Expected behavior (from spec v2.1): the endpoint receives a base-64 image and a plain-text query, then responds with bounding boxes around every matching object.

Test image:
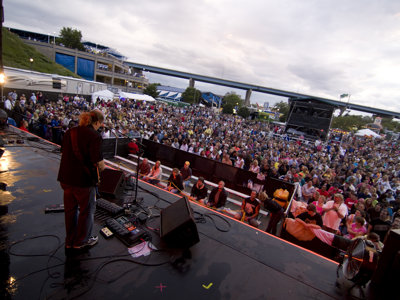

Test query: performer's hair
[79,110,104,127]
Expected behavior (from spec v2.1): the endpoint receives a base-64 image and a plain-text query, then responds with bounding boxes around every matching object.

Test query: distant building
[6,27,149,93]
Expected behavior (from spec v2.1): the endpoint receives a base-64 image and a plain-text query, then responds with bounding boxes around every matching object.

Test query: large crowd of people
[2,89,400,249]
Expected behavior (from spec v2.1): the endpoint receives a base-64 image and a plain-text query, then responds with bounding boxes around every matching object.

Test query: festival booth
[355,128,381,138]
[92,89,114,103]
[119,92,155,102]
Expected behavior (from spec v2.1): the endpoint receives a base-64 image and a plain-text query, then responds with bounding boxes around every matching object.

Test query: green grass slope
[2,28,80,78]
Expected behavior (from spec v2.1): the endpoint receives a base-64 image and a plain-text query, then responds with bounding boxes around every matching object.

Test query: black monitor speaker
[160,197,199,248]
[98,168,124,198]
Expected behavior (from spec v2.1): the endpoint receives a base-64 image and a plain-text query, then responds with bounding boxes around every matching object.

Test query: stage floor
[0,127,374,300]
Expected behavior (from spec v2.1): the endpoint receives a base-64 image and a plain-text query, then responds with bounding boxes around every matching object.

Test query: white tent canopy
[92,89,114,102]
[119,92,155,102]
[355,128,381,138]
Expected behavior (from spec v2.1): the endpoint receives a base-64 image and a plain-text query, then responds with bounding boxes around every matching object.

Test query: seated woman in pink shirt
[345,216,367,239]
[312,195,326,215]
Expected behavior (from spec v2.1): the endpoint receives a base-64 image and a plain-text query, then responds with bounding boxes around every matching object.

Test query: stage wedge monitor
[98,169,124,198]
[160,197,199,248]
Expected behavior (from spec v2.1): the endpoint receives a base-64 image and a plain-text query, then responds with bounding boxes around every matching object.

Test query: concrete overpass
[125,61,400,119]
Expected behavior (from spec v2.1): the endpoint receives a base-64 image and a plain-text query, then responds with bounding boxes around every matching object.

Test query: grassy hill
[2,28,80,78]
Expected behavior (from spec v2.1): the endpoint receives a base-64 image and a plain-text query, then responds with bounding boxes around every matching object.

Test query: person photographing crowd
[57,109,105,252]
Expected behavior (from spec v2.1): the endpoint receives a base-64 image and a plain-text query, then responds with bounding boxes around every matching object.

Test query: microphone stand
[133,145,144,204]
[111,130,118,157]
[105,127,145,206]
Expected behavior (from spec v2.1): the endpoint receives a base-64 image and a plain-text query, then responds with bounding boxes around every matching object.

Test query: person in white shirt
[322,193,348,233]
[234,154,244,169]
[293,175,303,200]
[30,93,37,104]
[4,97,12,111]
[180,141,188,152]
[102,128,111,139]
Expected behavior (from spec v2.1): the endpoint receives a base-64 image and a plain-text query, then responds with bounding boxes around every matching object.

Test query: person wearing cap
[180,161,192,189]
[128,138,139,154]
[189,177,208,203]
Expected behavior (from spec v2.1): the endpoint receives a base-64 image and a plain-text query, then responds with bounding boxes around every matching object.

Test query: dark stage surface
[0,127,373,300]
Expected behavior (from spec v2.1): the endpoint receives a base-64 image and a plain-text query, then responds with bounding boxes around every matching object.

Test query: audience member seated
[234,190,260,227]
[312,195,326,215]
[203,181,227,208]
[137,158,151,178]
[189,177,208,203]
[296,203,323,227]
[165,168,184,194]
[345,208,366,234]
[345,216,367,239]
[180,161,192,189]
[143,160,163,185]
[368,208,392,242]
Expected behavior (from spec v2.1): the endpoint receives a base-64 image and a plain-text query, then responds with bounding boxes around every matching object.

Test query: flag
[340,94,349,98]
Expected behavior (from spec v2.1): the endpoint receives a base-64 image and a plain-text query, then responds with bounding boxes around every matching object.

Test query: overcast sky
[4,0,400,111]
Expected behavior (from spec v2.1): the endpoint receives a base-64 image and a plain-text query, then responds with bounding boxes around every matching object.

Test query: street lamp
[29,58,34,70]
